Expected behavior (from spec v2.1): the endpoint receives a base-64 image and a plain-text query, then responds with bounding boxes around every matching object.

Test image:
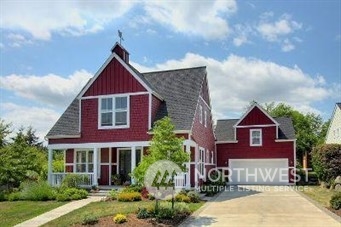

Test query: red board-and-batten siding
[83,58,147,97]
[216,106,295,183]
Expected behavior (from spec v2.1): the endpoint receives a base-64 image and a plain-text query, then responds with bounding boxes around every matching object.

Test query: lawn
[0,201,67,227]
[43,200,205,226]
[301,185,335,207]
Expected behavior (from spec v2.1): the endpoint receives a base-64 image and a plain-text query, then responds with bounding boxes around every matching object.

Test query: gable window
[204,110,207,127]
[199,105,203,124]
[99,96,129,128]
[250,129,262,146]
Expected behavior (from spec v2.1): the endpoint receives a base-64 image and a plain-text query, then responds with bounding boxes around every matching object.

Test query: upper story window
[199,105,203,124]
[99,96,129,128]
[250,129,262,146]
[204,110,207,127]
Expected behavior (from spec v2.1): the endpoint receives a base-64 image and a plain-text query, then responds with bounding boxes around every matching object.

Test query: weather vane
[118,30,124,44]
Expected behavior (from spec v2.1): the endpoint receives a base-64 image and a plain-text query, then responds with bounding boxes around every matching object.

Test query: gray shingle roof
[337,103,341,109]
[46,99,80,137]
[215,117,295,142]
[46,66,206,137]
[143,67,206,130]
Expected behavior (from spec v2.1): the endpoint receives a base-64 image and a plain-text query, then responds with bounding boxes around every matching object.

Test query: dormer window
[199,105,203,124]
[250,129,262,146]
[99,96,129,128]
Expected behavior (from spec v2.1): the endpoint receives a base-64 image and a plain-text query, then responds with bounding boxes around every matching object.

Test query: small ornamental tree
[311,144,341,183]
[132,117,189,184]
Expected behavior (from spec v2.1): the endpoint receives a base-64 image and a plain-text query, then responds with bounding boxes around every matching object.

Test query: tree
[264,102,324,164]
[0,118,11,148]
[0,124,47,189]
[132,117,189,184]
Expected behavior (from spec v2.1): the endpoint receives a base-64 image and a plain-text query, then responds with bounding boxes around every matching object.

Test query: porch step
[89,189,111,197]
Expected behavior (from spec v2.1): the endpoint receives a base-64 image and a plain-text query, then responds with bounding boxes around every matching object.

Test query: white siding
[326,105,341,144]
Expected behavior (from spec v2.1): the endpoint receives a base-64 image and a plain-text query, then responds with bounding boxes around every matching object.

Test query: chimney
[111,42,129,63]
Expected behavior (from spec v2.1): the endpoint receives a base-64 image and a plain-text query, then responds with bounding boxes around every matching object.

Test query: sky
[0,0,340,141]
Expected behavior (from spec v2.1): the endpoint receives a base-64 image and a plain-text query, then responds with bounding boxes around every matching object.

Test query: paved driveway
[181,186,341,227]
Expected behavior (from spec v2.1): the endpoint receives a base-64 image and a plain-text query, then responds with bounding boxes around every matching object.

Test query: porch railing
[51,173,95,187]
[174,173,187,189]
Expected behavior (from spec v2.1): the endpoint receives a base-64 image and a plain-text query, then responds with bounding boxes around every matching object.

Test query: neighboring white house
[326,103,341,144]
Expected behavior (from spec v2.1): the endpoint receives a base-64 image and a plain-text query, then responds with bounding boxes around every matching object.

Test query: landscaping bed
[301,186,341,217]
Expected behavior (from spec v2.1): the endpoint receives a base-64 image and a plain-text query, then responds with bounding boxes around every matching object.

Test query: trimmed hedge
[330,192,341,210]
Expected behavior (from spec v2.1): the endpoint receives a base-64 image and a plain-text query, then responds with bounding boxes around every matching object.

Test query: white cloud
[132,53,333,119]
[257,13,302,42]
[281,39,295,52]
[1,1,135,40]
[0,70,92,108]
[143,0,237,40]
[233,24,253,46]
[7,33,33,47]
[0,102,60,141]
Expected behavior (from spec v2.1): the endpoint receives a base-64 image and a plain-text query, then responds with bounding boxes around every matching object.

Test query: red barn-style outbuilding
[215,104,296,185]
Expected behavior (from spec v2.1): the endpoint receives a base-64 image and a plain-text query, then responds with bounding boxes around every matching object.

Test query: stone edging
[295,189,341,223]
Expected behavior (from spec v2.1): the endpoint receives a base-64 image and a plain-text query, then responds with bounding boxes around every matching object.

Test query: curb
[295,190,341,223]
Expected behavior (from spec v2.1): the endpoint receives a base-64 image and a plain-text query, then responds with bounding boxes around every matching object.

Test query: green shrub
[148,194,155,200]
[56,193,70,202]
[117,192,141,202]
[174,202,191,215]
[113,213,127,224]
[330,192,341,210]
[81,214,99,225]
[109,189,119,200]
[206,170,226,186]
[187,191,200,203]
[56,188,88,201]
[312,144,341,183]
[122,184,142,193]
[156,204,175,220]
[61,174,88,189]
[7,192,22,201]
[175,194,190,203]
[136,207,150,219]
[0,191,7,201]
[20,181,56,201]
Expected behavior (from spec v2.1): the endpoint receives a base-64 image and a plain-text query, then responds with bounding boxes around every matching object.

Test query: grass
[0,201,67,227]
[43,200,205,226]
[301,185,335,207]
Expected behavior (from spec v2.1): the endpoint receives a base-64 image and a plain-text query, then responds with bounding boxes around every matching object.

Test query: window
[211,151,214,164]
[250,129,262,146]
[199,148,205,178]
[99,96,129,128]
[76,150,93,173]
[204,110,207,127]
[199,105,203,124]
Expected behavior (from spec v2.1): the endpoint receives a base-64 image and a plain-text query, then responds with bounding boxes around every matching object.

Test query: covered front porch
[47,141,194,189]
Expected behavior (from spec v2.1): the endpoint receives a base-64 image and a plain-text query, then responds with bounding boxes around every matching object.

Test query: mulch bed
[326,207,341,217]
[74,213,188,227]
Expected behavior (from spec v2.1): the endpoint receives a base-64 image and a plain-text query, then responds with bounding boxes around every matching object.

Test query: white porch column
[93,148,98,186]
[185,145,191,189]
[47,148,53,185]
[131,146,136,184]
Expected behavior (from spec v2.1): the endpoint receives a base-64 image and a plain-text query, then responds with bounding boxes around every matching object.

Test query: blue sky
[0,0,340,140]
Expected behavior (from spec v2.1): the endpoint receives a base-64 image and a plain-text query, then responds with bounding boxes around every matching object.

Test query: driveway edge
[295,190,341,223]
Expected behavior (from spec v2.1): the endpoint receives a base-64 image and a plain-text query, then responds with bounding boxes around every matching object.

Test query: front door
[119,149,131,183]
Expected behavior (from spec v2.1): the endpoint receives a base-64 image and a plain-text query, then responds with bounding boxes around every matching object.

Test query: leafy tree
[317,119,330,145]
[311,144,341,183]
[0,118,11,148]
[264,102,324,163]
[132,117,189,184]
[12,126,43,148]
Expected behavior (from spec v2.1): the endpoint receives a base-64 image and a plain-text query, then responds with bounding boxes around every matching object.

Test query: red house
[215,104,296,185]
[46,43,215,188]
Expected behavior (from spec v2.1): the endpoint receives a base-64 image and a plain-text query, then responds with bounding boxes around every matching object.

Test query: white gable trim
[77,53,153,99]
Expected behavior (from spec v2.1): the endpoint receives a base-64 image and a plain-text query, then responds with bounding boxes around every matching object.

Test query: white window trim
[199,147,205,178]
[75,149,94,173]
[250,129,262,146]
[199,105,203,124]
[98,95,130,129]
[211,151,214,164]
[204,110,207,127]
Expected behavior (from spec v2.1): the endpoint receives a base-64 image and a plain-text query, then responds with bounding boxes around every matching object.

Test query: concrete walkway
[180,186,341,227]
[15,196,103,227]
